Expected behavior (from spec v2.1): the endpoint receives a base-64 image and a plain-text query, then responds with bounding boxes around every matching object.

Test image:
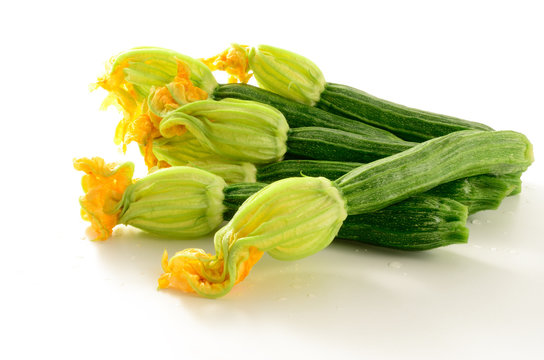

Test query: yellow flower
[201,43,253,84]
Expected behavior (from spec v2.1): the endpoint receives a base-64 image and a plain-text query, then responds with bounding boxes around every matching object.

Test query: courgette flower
[248,45,326,106]
[203,44,325,106]
[74,157,227,240]
[93,47,217,149]
[159,98,289,164]
[158,176,347,298]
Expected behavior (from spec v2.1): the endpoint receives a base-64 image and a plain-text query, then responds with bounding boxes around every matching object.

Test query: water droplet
[354,248,360,253]
[471,219,482,225]
[388,261,402,269]
[490,247,497,252]
[472,244,482,249]
[277,297,287,302]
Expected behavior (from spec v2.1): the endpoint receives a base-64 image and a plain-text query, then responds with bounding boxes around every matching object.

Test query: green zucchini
[426,172,522,214]
[213,83,403,141]
[222,156,524,250]
[255,159,522,214]
[286,127,417,163]
[317,83,494,142]
[222,182,468,250]
[256,160,363,183]
[336,130,533,215]
[242,45,494,142]
[337,195,469,251]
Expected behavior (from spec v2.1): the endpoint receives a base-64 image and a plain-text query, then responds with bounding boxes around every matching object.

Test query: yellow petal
[201,44,253,84]
[73,157,134,240]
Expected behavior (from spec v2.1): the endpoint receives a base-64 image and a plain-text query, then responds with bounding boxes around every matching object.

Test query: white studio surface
[1,1,543,359]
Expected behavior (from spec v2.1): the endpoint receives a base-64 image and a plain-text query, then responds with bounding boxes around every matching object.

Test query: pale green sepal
[219,176,348,261]
[159,99,288,164]
[248,44,326,106]
[117,166,226,238]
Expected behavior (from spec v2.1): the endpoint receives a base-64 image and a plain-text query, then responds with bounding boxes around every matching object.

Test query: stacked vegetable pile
[76,45,533,298]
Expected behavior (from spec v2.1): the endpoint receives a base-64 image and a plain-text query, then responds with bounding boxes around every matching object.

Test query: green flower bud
[152,132,257,183]
[117,166,227,238]
[159,98,288,164]
[248,44,326,106]
[158,176,348,298]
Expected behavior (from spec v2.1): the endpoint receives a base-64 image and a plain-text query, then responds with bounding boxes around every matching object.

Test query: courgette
[336,130,533,215]
[256,160,363,183]
[255,159,522,214]
[242,44,494,142]
[223,182,468,251]
[286,127,416,163]
[159,100,418,165]
[317,83,494,142]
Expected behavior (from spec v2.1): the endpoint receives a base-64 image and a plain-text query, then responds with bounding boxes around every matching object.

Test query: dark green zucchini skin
[212,83,402,141]
[256,160,362,183]
[286,127,416,163]
[337,195,469,251]
[222,182,268,220]
[426,173,522,214]
[223,183,468,250]
[220,162,525,251]
[317,83,494,142]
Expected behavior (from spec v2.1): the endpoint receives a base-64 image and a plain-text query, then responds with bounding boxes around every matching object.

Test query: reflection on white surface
[6,183,539,359]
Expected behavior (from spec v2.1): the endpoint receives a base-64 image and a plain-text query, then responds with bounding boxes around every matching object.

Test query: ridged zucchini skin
[426,173,522,214]
[222,182,267,219]
[286,127,417,163]
[222,183,468,250]
[317,83,494,142]
[337,195,469,250]
[255,160,522,214]
[212,83,402,140]
[256,160,362,183]
[336,130,533,215]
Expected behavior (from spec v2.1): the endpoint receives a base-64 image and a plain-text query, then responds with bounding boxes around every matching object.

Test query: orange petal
[73,157,134,240]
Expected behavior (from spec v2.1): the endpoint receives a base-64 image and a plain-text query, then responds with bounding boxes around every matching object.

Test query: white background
[1,1,543,359]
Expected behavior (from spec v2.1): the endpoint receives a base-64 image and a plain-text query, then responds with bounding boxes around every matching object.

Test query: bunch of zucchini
[77,45,533,298]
